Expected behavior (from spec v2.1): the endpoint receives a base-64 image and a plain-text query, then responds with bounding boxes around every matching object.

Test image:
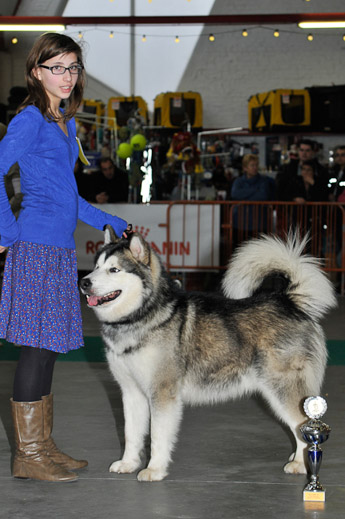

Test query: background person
[0,122,23,218]
[276,139,328,201]
[89,157,129,203]
[291,160,329,204]
[74,157,93,201]
[231,154,274,202]
[231,154,274,243]
[0,33,132,483]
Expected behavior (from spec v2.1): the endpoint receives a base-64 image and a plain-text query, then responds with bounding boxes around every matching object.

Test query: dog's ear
[129,233,150,265]
[104,225,120,245]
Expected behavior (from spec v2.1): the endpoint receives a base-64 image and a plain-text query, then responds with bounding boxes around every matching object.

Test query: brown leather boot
[11,399,77,482]
[42,394,88,470]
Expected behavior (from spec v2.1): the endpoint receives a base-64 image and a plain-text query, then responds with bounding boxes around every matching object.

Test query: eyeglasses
[38,64,84,75]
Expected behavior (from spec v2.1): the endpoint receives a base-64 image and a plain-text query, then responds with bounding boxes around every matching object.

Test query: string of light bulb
[67,25,345,44]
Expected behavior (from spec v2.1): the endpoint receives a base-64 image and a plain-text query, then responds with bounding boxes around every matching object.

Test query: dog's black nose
[80,277,92,291]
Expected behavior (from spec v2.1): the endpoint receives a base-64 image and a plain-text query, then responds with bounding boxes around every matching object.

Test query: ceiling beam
[1,13,345,26]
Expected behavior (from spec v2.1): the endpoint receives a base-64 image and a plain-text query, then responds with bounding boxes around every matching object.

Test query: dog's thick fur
[80,229,336,482]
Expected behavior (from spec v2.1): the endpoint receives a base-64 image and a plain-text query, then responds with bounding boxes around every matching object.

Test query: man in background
[275,139,328,201]
[89,157,129,204]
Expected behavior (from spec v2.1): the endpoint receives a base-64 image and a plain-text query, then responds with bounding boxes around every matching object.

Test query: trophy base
[303,489,326,502]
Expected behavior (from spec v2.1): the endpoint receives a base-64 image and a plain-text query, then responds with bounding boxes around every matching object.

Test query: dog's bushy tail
[222,233,337,321]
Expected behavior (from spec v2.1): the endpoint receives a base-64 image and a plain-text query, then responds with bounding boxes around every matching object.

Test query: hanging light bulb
[142,35,147,42]
[273,29,280,38]
[242,29,248,37]
[12,37,18,44]
[208,34,215,42]
[109,31,114,39]
[307,33,314,41]
[175,35,180,43]
[78,31,83,39]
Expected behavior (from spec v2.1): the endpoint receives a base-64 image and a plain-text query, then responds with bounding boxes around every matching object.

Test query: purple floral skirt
[0,241,84,353]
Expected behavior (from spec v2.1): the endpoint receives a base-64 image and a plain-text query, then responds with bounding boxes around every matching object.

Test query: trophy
[300,396,331,502]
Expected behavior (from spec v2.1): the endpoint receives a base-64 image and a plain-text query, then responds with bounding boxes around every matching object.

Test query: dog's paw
[137,467,167,482]
[284,460,307,475]
[109,459,140,474]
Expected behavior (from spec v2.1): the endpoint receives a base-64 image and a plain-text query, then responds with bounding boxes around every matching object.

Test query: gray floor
[1,297,345,519]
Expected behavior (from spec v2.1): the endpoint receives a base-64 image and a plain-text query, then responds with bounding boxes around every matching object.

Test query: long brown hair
[19,32,85,122]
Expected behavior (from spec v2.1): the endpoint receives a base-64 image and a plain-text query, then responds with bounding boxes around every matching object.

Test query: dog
[80,227,336,482]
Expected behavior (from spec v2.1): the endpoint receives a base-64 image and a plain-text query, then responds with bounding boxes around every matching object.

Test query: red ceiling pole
[0,13,345,26]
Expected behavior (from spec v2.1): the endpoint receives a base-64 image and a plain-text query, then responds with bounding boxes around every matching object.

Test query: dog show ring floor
[0,296,345,519]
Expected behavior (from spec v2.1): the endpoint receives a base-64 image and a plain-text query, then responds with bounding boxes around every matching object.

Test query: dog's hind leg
[258,335,326,475]
[259,384,310,475]
[137,397,183,482]
[109,384,150,475]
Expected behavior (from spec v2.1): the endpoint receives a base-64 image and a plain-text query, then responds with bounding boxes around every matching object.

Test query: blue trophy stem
[308,447,322,479]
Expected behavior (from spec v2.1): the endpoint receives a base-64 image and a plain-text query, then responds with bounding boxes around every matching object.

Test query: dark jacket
[290,176,329,202]
[276,159,329,201]
[89,168,129,203]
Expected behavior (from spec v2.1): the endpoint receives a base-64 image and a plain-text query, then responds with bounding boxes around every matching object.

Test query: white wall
[83,75,122,103]
[179,0,345,128]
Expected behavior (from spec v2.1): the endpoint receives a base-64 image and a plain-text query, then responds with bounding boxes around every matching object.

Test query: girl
[0,33,131,482]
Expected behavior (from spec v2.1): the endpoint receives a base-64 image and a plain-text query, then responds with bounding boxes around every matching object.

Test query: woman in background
[231,154,274,244]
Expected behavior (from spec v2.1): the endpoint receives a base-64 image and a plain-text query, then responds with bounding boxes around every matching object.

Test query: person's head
[100,157,115,179]
[334,145,345,168]
[242,154,259,178]
[298,139,315,163]
[300,160,315,178]
[19,32,85,121]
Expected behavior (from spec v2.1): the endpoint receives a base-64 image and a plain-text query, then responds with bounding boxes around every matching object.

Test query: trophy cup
[300,396,331,503]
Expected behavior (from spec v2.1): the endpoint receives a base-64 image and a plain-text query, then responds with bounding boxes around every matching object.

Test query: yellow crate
[154,91,203,128]
[79,99,105,125]
[248,89,311,132]
[107,96,148,129]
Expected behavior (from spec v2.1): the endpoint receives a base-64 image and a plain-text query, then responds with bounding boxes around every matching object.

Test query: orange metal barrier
[160,201,345,293]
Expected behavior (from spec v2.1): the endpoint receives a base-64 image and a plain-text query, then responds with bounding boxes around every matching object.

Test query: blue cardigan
[0,106,127,248]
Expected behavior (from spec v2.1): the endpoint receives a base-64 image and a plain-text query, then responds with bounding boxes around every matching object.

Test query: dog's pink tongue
[88,295,99,307]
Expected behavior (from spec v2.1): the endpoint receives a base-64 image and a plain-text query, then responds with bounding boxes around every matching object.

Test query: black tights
[13,346,59,402]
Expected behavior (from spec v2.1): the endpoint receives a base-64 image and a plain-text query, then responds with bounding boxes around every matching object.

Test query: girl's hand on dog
[122,224,133,239]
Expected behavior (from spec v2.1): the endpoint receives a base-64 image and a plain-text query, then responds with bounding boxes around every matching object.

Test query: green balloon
[118,126,129,140]
[130,133,147,151]
[116,142,133,159]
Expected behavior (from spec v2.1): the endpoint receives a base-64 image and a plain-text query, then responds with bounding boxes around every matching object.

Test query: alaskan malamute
[80,227,336,482]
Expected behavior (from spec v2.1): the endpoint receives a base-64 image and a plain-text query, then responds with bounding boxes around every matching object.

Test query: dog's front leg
[109,387,149,474]
[137,397,183,482]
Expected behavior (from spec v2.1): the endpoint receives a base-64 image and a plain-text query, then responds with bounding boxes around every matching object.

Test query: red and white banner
[75,203,220,271]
